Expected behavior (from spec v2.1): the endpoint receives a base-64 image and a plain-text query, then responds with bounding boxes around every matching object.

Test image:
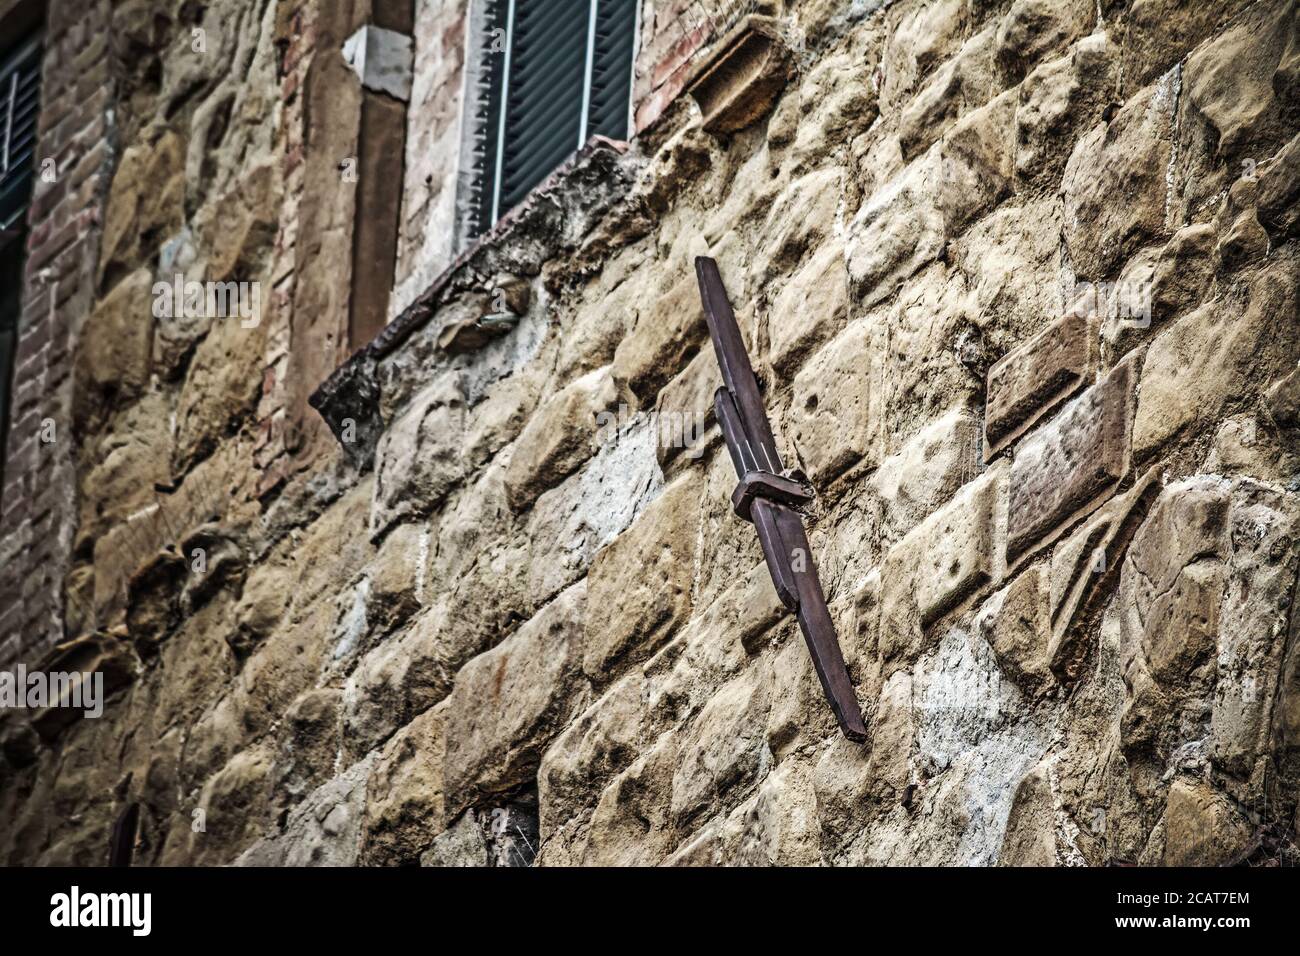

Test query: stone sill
[309,136,636,460]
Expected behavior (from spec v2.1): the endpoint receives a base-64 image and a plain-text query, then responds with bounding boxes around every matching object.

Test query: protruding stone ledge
[366,137,634,364]
[1007,356,1136,560]
[308,352,383,471]
[984,311,1098,460]
[685,15,795,134]
[29,630,138,743]
[309,138,638,456]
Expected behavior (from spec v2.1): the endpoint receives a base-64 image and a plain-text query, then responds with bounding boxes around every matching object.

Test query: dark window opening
[0,26,43,499]
[462,0,638,243]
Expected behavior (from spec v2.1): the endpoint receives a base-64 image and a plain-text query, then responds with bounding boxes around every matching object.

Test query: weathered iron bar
[694,256,868,742]
[108,801,139,867]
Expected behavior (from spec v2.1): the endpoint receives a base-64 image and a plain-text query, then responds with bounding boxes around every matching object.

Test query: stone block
[1160,779,1251,866]
[871,404,979,547]
[444,581,587,811]
[984,311,1097,459]
[523,424,662,608]
[1007,357,1134,559]
[583,477,697,680]
[768,239,849,377]
[278,758,372,867]
[1119,0,1253,89]
[1134,262,1299,459]
[846,155,945,308]
[1148,221,1217,325]
[272,688,341,811]
[29,632,139,742]
[365,521,429,636]
[866,671,917,800]
[1210,484,1299,777]
[190,744,273,864]
[897,23,1000,160]
[1257,132,1300,242]
[372,373,468,534]
[1061,79,1172,278]
[464,370,541,469]
[97,126,185,288]
[936,89,1016,234]
[420,812,490,867]
[581,736,679,865]
[877,0,966,118]
[362,704,446,865]
[670,660,771,827]
[506,365,621,516]
[654,347,719,471]
[1264,364,1300,430]
[73,268,155,429]
[1183,0,1297,163]
[880,462,1003,661]
[785,52,879,174]
[753,166,845,284]
[1015,33,1119,183]
[172,312,269,473]
[790,317,882,485]
[711,758,821,866]
[342,608,451,764]
[612,274,706,407]
[538,669,652,836]
[994,0,1095,80]
[237,604,329,743]
[975,564,1051,693]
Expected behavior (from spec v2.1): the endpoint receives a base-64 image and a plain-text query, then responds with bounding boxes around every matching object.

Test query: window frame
[0,29,43,234]
[0,21,43,502]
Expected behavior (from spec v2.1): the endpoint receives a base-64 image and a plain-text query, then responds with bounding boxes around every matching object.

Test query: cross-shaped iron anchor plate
[695,256,868,742]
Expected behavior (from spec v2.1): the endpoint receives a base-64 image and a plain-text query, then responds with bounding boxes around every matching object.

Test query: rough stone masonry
[1,0,1299,867]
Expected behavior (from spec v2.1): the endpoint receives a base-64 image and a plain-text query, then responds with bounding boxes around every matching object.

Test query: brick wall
[252,0,318,497]
[0,0,116,668]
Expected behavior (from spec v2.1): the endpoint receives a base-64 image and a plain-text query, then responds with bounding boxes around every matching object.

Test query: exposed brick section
[0,0,116,669]
[1007,358,1136,560]
[984,311,1097,460]
[253,0,318,497]
[632,0,720,132]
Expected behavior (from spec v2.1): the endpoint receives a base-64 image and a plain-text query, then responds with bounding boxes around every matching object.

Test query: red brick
[652,23,709,90]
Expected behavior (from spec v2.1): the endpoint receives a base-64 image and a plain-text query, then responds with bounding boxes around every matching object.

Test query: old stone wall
[2,0,1299,867]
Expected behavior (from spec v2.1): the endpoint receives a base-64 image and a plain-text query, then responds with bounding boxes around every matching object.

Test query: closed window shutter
[465,0,637,242]
[585,0,637,142]
[0,33,42,236]
[497,0,590,213]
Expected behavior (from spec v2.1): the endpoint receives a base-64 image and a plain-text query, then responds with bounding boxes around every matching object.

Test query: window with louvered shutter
[462,0,637,243]
[0,28,42,502]
[0,31,42,237]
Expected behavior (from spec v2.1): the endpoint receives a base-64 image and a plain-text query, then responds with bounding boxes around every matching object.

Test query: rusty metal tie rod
[695,256,867,742]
